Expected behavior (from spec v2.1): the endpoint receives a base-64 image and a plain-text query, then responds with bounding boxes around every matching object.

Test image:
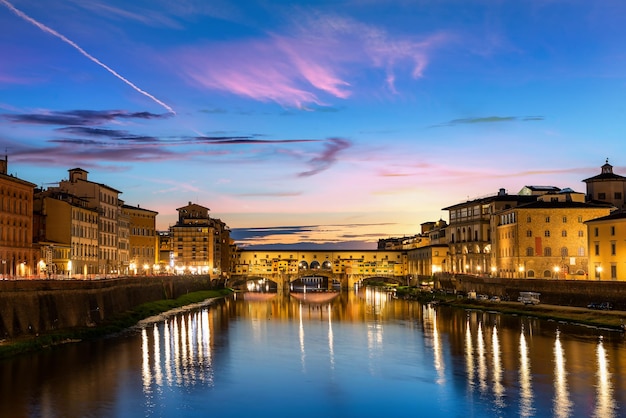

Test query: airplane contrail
[1,0,176,115]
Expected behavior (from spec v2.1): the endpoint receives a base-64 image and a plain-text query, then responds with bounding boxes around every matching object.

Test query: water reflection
[594,338,616,418]
[3,289,626,418]
[140,310,217,397]
[554,330,573,418]
[519,325,535,417]
[492,325,504,409]
[423,304,445,384]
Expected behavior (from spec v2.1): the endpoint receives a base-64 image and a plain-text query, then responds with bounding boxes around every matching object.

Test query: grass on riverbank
[0,288,232,360]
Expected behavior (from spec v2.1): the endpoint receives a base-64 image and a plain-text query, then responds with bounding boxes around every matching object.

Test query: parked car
[489,296,501,303]
[476,294,489,301]
[587,302,613,310]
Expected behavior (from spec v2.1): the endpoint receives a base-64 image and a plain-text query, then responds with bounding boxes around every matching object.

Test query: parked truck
[518,291,540,305]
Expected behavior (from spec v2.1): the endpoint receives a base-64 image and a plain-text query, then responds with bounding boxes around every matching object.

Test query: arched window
[544,247,552,256]
[561,247,568,257]
[527,270,535,278]
[310,260,320,269]
[526,247,534,256]
[543,270,552,278]
[298,260,309,269]
[321,261,332,269]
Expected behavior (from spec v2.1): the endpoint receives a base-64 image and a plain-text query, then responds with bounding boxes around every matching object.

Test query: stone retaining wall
[437,274,626,310]
[0,276,216,339]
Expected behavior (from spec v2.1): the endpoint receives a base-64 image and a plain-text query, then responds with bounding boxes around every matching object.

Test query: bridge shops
[229,249,407,291]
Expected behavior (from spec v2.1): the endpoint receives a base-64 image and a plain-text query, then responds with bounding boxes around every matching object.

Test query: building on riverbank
[493,190,612,279]
[0,155,36,278]
[56,168,122,276]
[33,189,99,278]
[169,202,231,278]
[585,210,626,281]
[122,204,158,275]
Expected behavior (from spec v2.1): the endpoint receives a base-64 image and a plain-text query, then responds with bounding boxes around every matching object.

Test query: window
[578,247,585,256]
[561,247,568,257]
[611,226,615,236]
[562,216,567,223]
[611,265,617,279]
[544,247,552,256]
[526,247,534,256]
[545,230,550,237]
[577,216,583,223]
[611,242,616,256]
[527,216,532,223]
[594,227,599,237]
[562,230,567,237]
[578,230,584,237]
[594,244,599,256]
[615,192,622,200]
[598,192,606,200]
[526,230,532,237]
[545,216,550,223]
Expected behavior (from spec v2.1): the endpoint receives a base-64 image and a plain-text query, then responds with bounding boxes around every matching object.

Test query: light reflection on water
[519,325,535,417]
[1,288,625,417]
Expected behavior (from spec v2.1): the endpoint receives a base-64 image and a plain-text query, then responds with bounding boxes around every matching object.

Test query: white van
[518,292,540,305]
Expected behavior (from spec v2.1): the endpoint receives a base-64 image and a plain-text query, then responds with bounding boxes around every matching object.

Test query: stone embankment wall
[0,276,216,339]
[438,274,626,310]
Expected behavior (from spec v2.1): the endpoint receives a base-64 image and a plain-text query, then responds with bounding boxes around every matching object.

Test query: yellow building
[33,190,99,278]
[583,159,626,210]
[122,204,158,275]
[0,156,36,278]
[57,168,122,275]
[586,211,626,281]
[443,189,536,275]
[494,191,612,279]
[170,202,216,275]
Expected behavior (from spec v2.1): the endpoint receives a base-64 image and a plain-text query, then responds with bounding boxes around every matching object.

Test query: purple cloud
[175,13,450,107]
[4,109,170,126]
[299,137,351,177]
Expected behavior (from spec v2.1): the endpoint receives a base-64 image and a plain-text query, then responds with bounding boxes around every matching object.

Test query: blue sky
[2,0,626,248]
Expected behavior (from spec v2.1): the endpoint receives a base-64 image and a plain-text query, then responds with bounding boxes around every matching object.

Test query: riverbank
[0,288,232,360]
[399,288,626,331]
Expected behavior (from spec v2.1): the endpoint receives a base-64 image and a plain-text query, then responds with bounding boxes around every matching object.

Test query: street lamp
[595,266,603,280]
[518,265,524,278]
[553,266,560,279]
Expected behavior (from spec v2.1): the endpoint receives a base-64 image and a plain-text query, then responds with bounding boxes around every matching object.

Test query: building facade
[57,168,122,276]
[583,159,626,210]
[169,202,216,275]
[494,191,612,279]
[586,211,626,281]
[0,156,36,278]
[443,189,537,275]
[122,204,158,275]
[33,190,99,278]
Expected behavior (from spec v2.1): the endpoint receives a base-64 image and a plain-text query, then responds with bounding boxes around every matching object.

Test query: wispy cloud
[431,115,545,127]
[299,137,351,177]
[4,109,169,126]
[176,12,450,107]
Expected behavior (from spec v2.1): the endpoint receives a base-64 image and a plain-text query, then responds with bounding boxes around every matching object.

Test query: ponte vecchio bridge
[228,249,408,292]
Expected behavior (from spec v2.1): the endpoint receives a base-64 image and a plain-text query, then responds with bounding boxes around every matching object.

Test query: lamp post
[595,266,602,281]
[553,266,560,279]
[518,266,525,278]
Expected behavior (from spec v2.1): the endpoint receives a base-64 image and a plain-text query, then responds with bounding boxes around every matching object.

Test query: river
[1,288,625,417]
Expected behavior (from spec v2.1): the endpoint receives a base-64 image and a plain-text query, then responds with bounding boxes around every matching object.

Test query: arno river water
[2,288,626,418]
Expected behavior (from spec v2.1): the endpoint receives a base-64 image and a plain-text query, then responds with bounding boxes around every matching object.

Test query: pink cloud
[175,13,451,107]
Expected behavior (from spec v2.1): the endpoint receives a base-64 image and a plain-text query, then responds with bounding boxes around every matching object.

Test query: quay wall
[438,274,626,310]
[0,276,216,339]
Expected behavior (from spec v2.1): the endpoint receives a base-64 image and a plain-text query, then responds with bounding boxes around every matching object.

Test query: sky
[2,0,626,249]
